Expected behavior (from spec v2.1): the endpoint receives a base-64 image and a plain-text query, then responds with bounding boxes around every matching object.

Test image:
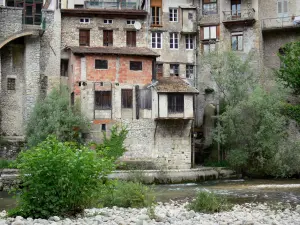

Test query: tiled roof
[68,46,160,57]
[154,77,199,94]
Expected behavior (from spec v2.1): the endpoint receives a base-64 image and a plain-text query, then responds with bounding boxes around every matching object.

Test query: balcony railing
[85,0,137,9]
[262,16,300,30]
[223,8,255,22]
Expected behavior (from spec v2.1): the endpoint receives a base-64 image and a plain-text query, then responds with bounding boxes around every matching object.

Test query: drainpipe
[152,58,156,82]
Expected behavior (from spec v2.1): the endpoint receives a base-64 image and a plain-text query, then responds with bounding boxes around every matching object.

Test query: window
[103,30,113,46]
[186,65,194,78]
[169,8,178,22]
[95,91,112,110]
[126,31,136,47]
[278,0,288,17]
[79,29,90,46]
[170,64,179,76]
[203,0,217,15]
[188,12,193,20]
[121,89,133,108]
[130,61,142,71]
[152,32,162,49]
[95,60,108,69]
[203,43,216,54]
[80,18,90,24]
[151,7,161,25]
[185,34,194,50]
[168,94,184,113]
[127,20,135,25]
[74,4,83,8]
[156,63,163,77]
[139,89,152,109]
[61,59,68,77]
[231,32,243,51]
[104,19,113,24]
[231,0,241,18]
[101,124,106,131]
[71,92,74,106]
[170,33,179,49]
[7,78,16,90]
[202,26,217,40]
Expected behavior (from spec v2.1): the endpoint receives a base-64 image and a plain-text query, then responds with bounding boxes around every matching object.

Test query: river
[2,179,300,211]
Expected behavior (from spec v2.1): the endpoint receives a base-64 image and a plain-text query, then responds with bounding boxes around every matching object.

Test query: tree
[207,51,300,177]
[26,86,88,147]
[276,41,300,94]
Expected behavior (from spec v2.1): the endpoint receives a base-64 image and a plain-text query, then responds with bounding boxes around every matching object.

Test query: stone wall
[0,7,23,39]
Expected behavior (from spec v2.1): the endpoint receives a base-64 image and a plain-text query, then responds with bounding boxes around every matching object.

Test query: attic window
[168,94,184,113]
[104,19,113,24]
[80,18,90,24]
[127,20,136,25]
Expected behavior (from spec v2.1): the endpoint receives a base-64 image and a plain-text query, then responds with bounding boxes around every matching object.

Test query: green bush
[187,191,232,213]
[203,160,229,167]
[0,159,15,169]
[99,181,156,209]
[9,136,116,219]
[26,86,88,147]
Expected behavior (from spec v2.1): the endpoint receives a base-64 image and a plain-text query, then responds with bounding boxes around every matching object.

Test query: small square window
[127,20,135,25]
[186,65,194,78]
[104,19,113,24]
[169,8,178,22]
[80,18,90,24]
[170,64,179,76]
[130,61,142,71]
[7,78,16,90]
[102,124,106,131]
[95,60,108,69]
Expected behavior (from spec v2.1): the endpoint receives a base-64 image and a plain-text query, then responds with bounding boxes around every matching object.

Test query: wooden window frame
[151,6,162,26]
[185,34,194,50]
[231,0,241,18]
[80,18,90,24]
[104,19,113,24]
[168,94,184,114]
[103,30,113,46]
[126,30,137,47]
[79,29,90,46]
[139,89,152,110]
[121,89,133,109]
[169,8,178,22]
[170,64,179,76]
[95,59,108,70]
[231,32,243,51]
[130,61,143,71]
[156,63,163,77]
[152,32,162,49]
[170,33,179,49]
[95,91,112,110]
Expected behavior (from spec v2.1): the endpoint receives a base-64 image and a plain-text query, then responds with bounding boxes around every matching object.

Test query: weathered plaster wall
[61,16,148,48]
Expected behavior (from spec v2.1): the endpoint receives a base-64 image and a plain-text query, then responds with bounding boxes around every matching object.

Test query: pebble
[1,202,300,225]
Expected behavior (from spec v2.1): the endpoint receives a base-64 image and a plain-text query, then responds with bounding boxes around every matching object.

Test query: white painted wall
[158,94,168,117]
[184,94,193,118]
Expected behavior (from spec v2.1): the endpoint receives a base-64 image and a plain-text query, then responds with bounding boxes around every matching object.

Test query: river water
[2,179,300,211]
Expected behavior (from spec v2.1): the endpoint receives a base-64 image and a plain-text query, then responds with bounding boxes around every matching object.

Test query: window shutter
[109,31,113,46]
[216,25,220,39]
[278,1,282,14]
[200,27,204,40]
[126,31,132,46]
[283,0,288,13]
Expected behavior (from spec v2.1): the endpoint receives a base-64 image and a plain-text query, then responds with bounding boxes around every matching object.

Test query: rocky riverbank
[1,202,300,225]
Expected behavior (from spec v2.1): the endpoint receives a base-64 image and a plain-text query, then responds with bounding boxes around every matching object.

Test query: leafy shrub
[9,136,116,219]
[93,125,128,159]
[203,160,229,167]
[99,181,156,209]
[282,103,300,124]
[187,191,232,213]
[26,86,88,147]
[0,159,15,169]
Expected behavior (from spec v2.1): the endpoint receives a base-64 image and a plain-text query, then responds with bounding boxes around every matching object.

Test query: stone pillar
[24,36,40,121]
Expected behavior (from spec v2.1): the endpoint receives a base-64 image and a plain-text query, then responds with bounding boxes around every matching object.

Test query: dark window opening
[126,31,136,47]
[79,29,90,46]
[61,59,68,77]
[186,65,194,78]
[101,124,106,131]
[74,4,84,8]
[130,61,142,71]
[139,89,152,109]
[231,0,241,18]
[103,30,113,46]
[95,60,108,69]
[71,92,75,106]
[168,94,184,113]
[7,78,16,91]
[95,91,112,110]
[231,33,243,51]
[151,6,161,25]
[122,89,133,108]
[170,64,179,76]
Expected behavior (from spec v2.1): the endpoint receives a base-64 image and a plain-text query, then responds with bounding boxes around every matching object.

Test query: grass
[187,191,232,213]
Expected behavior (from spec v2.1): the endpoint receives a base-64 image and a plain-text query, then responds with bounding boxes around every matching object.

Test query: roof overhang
[61,9,148,18]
